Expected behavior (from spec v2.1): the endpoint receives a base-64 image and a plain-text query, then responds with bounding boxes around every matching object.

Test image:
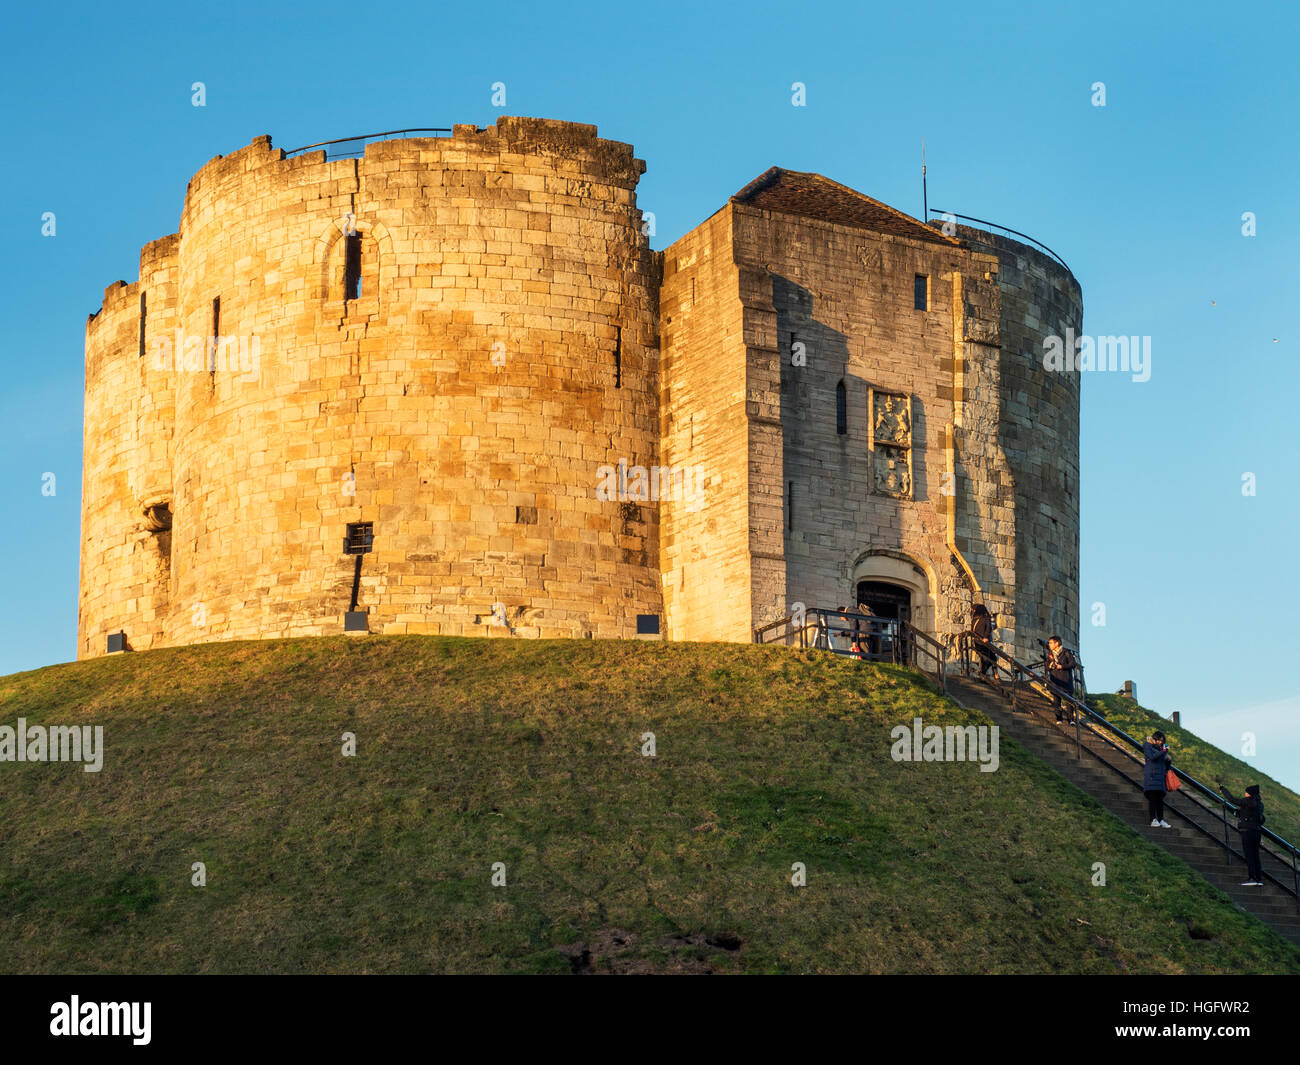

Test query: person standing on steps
[1045,636,1077,723]
[1142,731,1173,829]
[857,601,878,658]
[1218,781,1266,886]
[834,606,850,654]
[971,605,997,681]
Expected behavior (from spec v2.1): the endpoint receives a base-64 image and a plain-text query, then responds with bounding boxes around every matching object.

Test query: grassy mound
[0,635,1296,974]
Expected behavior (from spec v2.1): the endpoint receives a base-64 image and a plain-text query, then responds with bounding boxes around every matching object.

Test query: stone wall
[658,207,755,642]
[656,202,1083,662]
[958,227,1083,657]
[79,117,663,658]
[946,260,1018,645]
[724,202,1002,647]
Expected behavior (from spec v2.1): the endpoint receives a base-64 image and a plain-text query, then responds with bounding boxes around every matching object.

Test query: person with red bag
[1142,731,1173,828]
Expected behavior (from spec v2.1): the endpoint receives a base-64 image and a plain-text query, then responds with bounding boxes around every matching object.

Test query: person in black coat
[1142,731,1173,828]
[1046,636,1077,723]
[970,605,997,679]
[1219,782,1266,886]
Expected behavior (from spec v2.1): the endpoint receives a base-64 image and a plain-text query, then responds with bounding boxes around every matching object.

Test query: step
[1219,895,1296,914]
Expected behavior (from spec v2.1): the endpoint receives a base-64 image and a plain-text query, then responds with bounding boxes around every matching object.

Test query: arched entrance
[849,550,936,638]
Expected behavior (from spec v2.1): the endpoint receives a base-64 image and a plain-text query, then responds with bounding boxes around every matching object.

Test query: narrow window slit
[344,233,362,301]
[209,296,220,383]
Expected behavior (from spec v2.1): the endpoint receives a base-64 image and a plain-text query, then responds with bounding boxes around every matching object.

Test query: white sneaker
[1150,819,1161,827]
[1159,820,1171,828]
[1241,880,1260,887]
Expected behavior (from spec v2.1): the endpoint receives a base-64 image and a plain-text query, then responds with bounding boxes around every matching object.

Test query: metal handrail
[753,613,797,642]
[755,608,897,656]
[900,619,947,690]
[284,128,454,159]
[754,607,946,691]
[927,209,1075,278]
[955,631,1300,904]
[757,612,1300,906]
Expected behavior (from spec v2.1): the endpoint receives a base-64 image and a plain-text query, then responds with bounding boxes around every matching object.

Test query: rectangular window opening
[344,521,374,555]
[914,274,929,311]
[614,326,622,389]
[138,291,147,358]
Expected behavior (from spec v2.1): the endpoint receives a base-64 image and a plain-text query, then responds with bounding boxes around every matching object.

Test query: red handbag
[1166,768,1181,792]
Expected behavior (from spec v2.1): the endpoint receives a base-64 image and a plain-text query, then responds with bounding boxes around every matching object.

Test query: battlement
[88,279,133,317]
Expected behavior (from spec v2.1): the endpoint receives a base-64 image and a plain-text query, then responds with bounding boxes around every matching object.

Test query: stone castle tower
[79,116,1081,663]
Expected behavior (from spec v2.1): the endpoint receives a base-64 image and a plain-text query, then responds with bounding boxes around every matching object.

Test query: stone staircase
[947,673,1300,948]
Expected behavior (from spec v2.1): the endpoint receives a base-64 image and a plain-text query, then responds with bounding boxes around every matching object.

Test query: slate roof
[731,167,960,246]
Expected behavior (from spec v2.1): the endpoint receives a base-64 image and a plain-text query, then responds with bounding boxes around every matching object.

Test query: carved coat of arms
[871,389,912,498]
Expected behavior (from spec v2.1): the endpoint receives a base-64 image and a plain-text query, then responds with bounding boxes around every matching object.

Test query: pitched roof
[730,167,959,246]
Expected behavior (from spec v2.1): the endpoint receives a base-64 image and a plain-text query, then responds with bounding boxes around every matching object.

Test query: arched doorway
[855,580,911,625]
[849,550,937,647]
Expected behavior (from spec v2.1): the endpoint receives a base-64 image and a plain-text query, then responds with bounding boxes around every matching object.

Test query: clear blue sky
[3,1,1296,787]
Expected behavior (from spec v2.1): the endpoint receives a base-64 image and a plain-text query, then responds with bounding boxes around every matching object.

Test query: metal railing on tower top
[927,209,1074,278]
[284,128,453,161]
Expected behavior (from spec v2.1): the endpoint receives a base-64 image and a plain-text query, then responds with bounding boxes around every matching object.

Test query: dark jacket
[1220,786,1265,831]
[1047,647,1076,688]
[972,614,993,642]
[1142,742,1172,791]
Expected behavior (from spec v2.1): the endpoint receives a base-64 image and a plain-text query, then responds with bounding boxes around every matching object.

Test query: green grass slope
[1089,693,1300,845]
[0,636,1296,975]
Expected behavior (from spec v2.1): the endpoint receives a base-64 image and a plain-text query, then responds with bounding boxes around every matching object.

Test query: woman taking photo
[1142,731,1173,828]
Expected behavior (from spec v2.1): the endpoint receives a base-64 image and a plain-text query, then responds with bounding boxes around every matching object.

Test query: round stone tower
[958,225,1083,659]
[79,118,661,657]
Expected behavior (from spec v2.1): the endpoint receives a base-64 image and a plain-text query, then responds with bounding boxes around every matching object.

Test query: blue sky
[2,1,1297,787]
